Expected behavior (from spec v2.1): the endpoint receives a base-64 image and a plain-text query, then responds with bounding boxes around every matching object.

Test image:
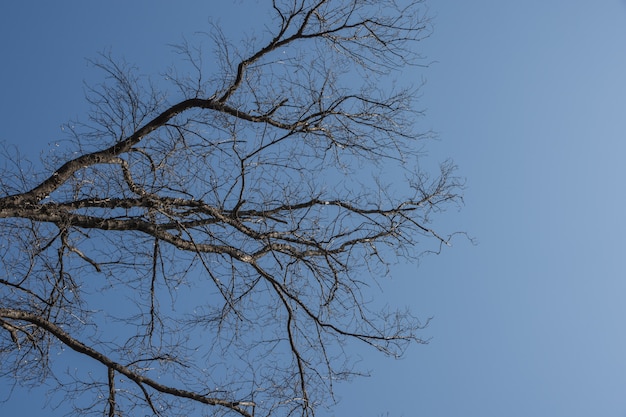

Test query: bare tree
[0,1,462,416]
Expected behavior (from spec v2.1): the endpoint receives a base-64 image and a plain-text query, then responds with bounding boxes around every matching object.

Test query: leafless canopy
[0,1,462,416]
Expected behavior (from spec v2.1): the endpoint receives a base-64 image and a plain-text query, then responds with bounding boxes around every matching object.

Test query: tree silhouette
[0,1,462,416]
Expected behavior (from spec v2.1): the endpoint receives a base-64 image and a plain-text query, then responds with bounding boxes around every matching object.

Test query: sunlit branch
[0,309,255,417]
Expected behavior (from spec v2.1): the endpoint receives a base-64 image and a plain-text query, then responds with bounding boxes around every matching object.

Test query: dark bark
[0,1,462,416]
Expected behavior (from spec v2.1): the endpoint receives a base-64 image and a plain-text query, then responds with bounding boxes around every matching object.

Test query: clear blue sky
[2,1,626,416]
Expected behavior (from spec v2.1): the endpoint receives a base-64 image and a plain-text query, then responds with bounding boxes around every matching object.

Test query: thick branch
[0,309,254,417]
[1,98,302,207]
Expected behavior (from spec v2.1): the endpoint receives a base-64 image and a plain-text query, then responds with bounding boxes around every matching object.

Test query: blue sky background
[2,1,626,416]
